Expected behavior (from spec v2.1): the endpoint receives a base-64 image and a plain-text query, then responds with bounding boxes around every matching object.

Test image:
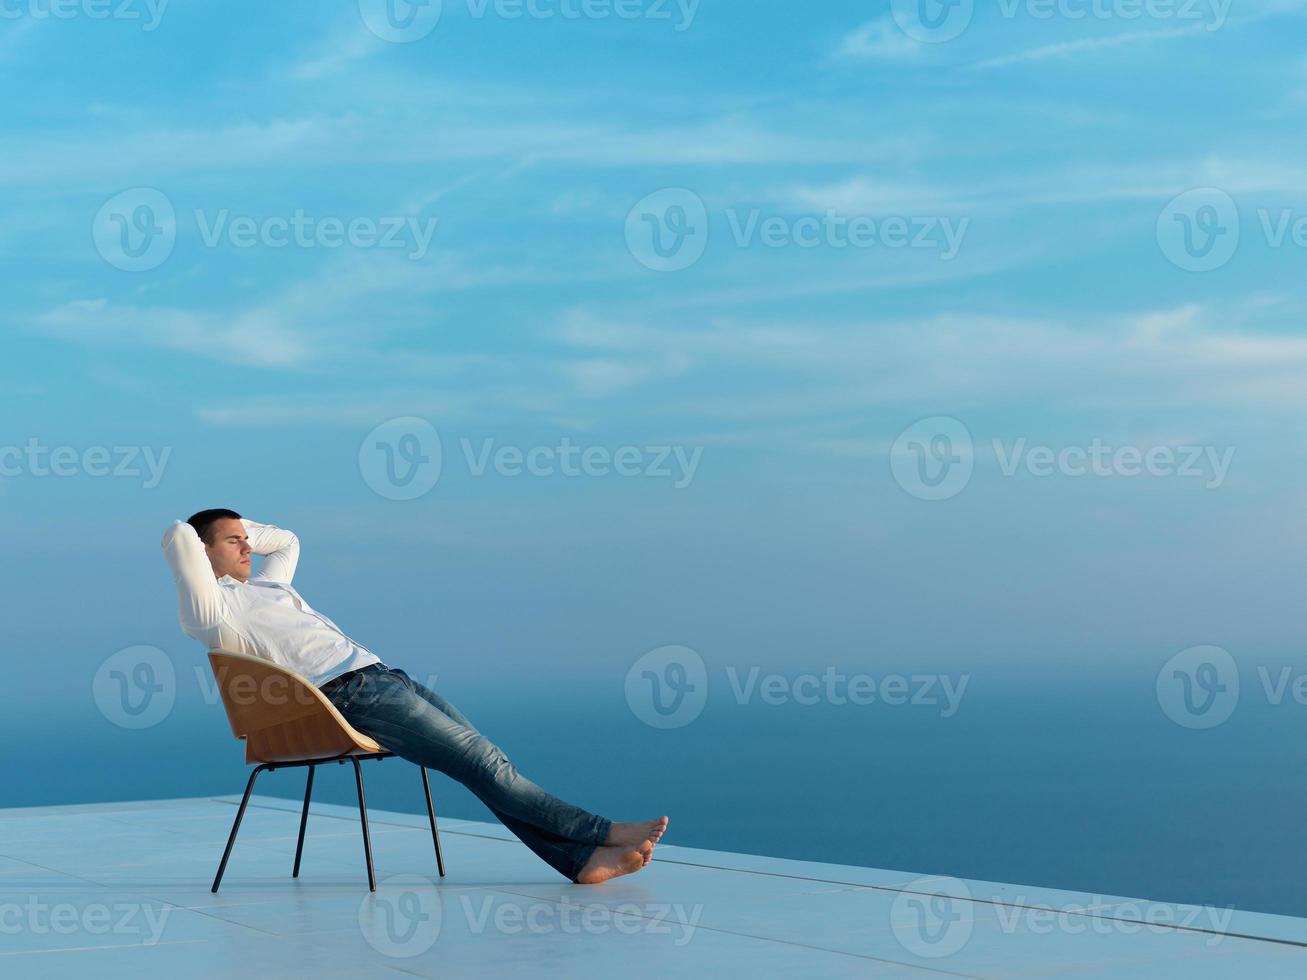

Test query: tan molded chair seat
[208,650,383,764]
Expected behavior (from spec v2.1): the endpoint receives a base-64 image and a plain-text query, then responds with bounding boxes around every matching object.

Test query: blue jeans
[322,665,611,882]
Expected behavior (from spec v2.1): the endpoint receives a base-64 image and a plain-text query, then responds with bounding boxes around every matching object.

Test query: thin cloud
[970,23,1212,70]
[291,24,384,81]
[831,18,921,61]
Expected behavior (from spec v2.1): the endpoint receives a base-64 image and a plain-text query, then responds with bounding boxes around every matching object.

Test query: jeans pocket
[329,674,367,714]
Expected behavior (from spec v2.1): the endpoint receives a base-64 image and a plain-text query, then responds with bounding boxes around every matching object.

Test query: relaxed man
[161,509,666,884]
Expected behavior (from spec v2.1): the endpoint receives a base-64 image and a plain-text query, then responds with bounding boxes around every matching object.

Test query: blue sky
[5,0,1307,712]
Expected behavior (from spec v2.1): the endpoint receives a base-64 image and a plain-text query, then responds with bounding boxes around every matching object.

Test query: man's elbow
[161,520,195,550]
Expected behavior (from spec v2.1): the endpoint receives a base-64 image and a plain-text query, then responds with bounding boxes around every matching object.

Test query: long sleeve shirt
[160,518,382,687]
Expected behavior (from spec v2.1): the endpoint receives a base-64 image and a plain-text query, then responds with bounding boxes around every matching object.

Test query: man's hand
[240,519,300,584]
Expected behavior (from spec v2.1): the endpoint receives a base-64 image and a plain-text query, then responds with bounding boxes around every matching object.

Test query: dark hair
[187,508,242,546]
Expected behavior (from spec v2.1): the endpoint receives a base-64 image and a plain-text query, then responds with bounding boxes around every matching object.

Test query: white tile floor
[1,793,1304,978]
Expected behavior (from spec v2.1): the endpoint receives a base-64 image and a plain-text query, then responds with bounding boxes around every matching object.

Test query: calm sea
[13,664,1307,919]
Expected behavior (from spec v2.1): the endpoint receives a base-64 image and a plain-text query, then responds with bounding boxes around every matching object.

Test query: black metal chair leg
[420,767,446,878]
[292,765,315,878]
[350,757,377,892]
[212,764,269,893]
[214,753,442,893]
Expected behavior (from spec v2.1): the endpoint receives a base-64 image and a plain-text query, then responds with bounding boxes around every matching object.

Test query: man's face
[204,517,252,582]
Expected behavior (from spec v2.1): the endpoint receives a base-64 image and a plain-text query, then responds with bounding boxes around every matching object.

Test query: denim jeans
[322,665,611,882]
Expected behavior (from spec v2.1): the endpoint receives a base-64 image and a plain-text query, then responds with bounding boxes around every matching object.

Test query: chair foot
[212,765,269,893]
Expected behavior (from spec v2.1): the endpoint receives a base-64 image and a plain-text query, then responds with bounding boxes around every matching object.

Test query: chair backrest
[207,650,382,764]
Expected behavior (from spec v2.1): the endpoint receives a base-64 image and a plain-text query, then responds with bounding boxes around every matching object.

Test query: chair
[206,650,446,893]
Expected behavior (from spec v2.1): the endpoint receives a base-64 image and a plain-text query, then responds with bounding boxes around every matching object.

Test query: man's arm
[161,520,225,632]
[244,518,300,584]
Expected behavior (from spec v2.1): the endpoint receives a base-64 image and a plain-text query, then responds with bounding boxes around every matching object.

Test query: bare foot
[605,816,669,847]
[575,843,651,885]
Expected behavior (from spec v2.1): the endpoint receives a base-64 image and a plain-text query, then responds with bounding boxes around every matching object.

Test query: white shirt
[161,518,382,687]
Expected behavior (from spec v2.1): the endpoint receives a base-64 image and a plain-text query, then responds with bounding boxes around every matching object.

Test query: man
[161,508,667,884]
